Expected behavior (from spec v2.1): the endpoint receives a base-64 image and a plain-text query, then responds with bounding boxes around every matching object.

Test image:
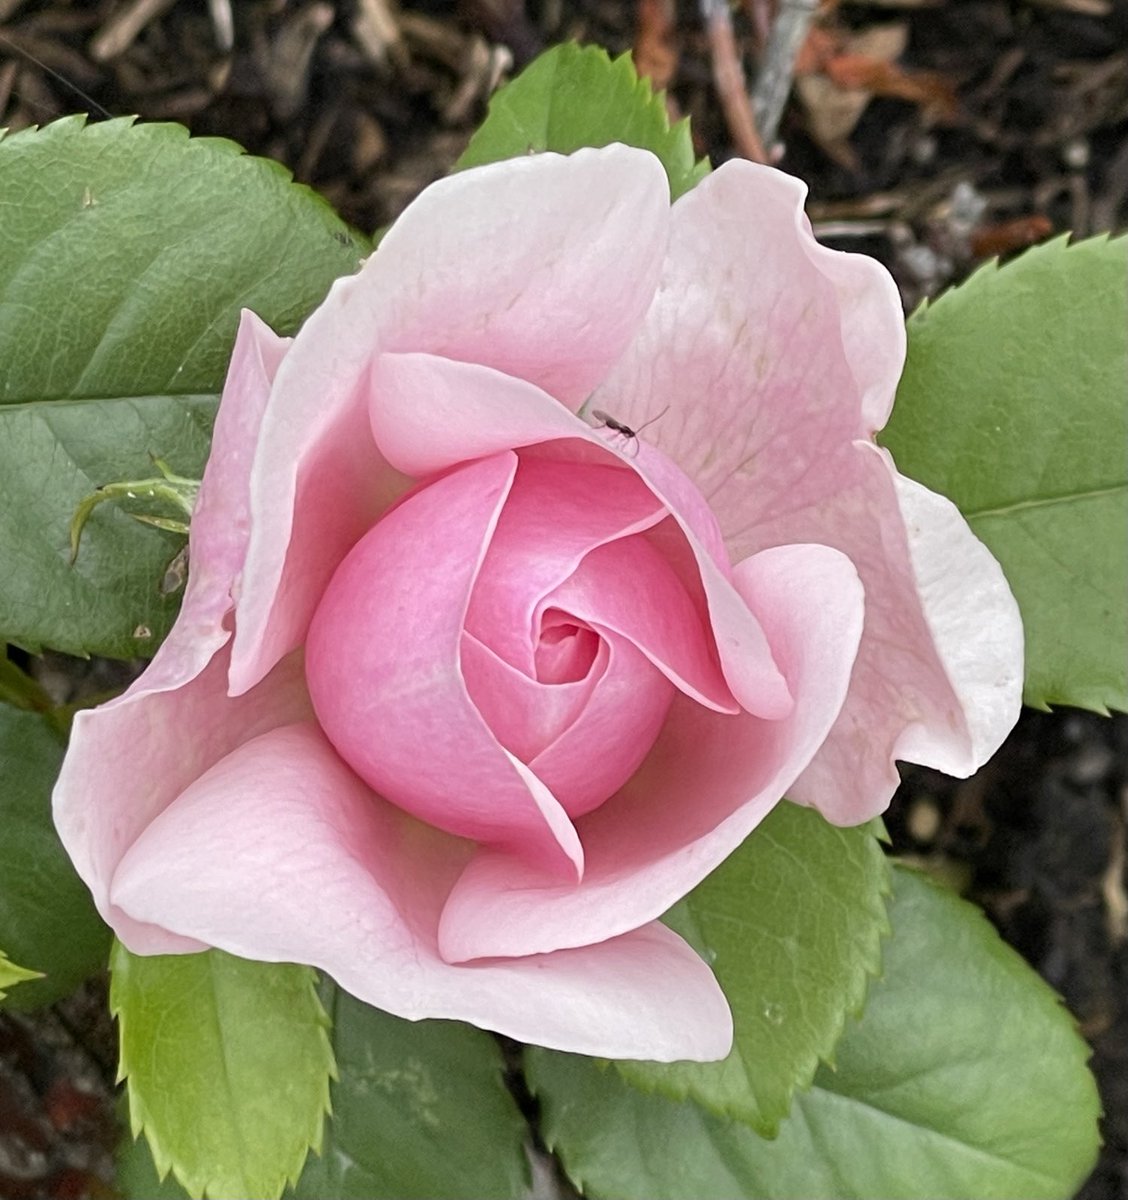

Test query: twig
[208,0,234,53]
[752,0,820,150]
[89,0,176,63]
[700,0,769,164]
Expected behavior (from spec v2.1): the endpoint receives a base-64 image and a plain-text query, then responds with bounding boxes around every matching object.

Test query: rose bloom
[53,147,1022,1061]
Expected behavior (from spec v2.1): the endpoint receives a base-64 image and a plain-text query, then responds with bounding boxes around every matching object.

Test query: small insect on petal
[590,405,669,456]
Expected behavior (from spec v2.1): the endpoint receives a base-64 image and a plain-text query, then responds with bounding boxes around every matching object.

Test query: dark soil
[1,1,1125,1198]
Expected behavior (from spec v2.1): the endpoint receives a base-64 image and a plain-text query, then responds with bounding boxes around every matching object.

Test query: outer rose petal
[110,723,733,1062]
[887,473,1023,772]
[53,313,305,953]
[592,159,1020,822]
[438,543,864,962]
[229,146,671,696]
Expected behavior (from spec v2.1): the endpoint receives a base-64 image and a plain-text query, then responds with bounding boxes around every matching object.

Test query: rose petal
[784,446,1023,823]
[891,473,1023,771]
[547,534,737,713]
[593,159,1019,820]
[110,722,733,1062]
[53,312,303,953]
[527,629,675,819]
[370,353,592,480]
[465,450,666,674]
[366,347,790,719]
[230,146,671,696]
[53,647,312,955]
[791,470,1022,815]
[592,159,905,526]
[305,453,583,878]
[460,631,603,763]
[438,543,864,962]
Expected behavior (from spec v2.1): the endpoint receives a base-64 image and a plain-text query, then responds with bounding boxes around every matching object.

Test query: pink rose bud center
[302,452,735,854]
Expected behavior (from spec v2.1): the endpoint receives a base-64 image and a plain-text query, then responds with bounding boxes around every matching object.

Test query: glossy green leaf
[0,116,368,658]
[0,703,110,1008]
[457,43,708,200]
[0,950,42,1000]
[117,981,530,1200]
[112,943,335,1200]
[882,234,1128,713]
[617,802,889,1135]
[290,983,530,1200]
[531,866,1100,1200]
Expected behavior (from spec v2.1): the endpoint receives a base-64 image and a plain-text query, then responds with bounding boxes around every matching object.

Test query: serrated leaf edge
[111,943,335,1200]
[1,114,370,258]
[612,823,893,1137]
[458,42,709,196]
[0,949,45,1001]
[910,230,1127,322]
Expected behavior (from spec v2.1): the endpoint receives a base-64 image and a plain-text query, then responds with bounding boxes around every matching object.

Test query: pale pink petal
[110,723,732,1062]
[53,648,312,955]
[465,452,665,673]
[782,445,1017,823]
[592,159,906,535]
[438,544,864,962]
[370,353,593,480]
[230,146,670,695]
[884,474,1022,772]
[595,159,1017,821]
[619,444,792,721]
[546,535,736,713]
[305,453,582,878]
[53,312,302,953]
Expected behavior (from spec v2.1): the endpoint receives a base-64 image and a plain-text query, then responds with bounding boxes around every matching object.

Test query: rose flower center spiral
[303,453,730,859]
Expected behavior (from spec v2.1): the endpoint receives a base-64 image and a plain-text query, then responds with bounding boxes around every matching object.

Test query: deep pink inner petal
[534,613,600,684]
[465,455,666,674]
[460,630,604,764]
[305,452,583,879]
[528,629,675,820]
[546,534,737,713]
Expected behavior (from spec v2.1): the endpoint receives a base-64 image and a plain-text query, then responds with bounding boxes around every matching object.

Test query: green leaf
[881,234,1128,713]
[530,865,1100,1200]
[117,981,530,1200]
[616,801,889,1135]
[0,950,43,1001]
[290,983,530,1200]
[456,43,708,200]
[0,116,368,658]
[111,943,335,1200]
[0,703,110,1008]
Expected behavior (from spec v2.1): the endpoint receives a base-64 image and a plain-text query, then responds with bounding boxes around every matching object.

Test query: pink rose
[53,148,1022,1061]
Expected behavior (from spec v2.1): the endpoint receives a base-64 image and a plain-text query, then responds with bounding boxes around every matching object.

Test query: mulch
[0,1,1125,1197]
